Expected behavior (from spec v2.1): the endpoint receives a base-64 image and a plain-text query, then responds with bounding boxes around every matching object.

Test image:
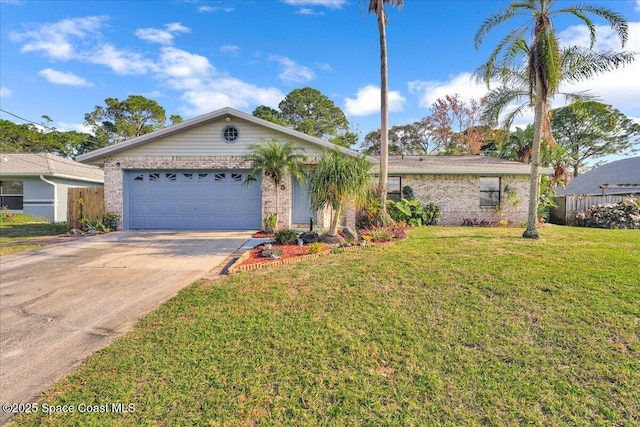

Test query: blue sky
[1,0,639,152]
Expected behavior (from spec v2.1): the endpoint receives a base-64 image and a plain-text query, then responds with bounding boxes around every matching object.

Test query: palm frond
[556,4,629,47]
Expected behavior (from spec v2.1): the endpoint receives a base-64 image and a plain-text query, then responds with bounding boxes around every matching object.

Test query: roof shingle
[0,153,104,182]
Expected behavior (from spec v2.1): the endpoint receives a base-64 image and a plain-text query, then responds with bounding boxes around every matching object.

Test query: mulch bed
[241,243,331,266]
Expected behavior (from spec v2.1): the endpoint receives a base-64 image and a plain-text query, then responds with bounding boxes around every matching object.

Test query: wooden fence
[67,187,104,229]
[550,194,632,225]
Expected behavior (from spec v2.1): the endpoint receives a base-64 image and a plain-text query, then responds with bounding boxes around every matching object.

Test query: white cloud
[220,45,240,56]
[84,44,156,75]
[165,22,190,33]
[0,87,12,98]
[297,8,324,15]
[556,22,640,115]
[315,62,333,72]
[135,22,190,45]
[10,16,106,60]
[197,5,234,13]
[154,47,284,115]
[268,55,315,84]
[636,1,640,12]
[281,0,346,9]
[38,68,93,87]
[344,84,406,116]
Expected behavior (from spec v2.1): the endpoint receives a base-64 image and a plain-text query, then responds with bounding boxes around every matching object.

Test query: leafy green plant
[84,219,108,232]
[369,226,393,242]
[307,242,325,254]
[424,202,442,225]
[103,212,120,230]
[273,228,298,245]
[263,213,278,231]
[402,185,415,200]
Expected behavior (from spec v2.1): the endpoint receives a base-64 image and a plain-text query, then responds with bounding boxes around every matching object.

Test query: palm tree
[475,0,633,239]
[244,139,307,228]
[368,0,403,224]
[308,150,373,242]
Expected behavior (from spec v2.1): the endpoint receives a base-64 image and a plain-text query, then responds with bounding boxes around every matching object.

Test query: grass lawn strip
[0,220,68,256]
[10,226,640,426]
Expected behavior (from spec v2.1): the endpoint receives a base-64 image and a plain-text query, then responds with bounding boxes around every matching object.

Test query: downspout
[39,175,58,222]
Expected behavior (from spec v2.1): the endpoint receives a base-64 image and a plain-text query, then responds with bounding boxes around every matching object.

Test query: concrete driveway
[0,230,254,425]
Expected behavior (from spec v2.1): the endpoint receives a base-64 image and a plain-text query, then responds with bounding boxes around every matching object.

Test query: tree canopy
[551,101,640,177]
[252,87,358,148]
[84,95,183,146]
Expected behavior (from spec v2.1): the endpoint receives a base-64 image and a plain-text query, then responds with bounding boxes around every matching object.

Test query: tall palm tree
[308,150,373,241]
[244,139,307,228]
[369,0,403,224]
[475,0,633,239]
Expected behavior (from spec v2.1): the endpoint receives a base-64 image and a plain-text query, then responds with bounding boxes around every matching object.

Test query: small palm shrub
[274,228,298,245]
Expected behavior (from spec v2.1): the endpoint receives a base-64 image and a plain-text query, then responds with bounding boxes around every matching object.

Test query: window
[0,180,23,210]
[231,173,242,182]
[387,176,401,202]
[165,173,177,181]
[480,177,501,207]
[222,125,239,142]
[214,173,226,181]
[149,173,160,181]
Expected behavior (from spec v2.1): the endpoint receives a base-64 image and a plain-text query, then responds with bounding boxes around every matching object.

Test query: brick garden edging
[227,241,397,274]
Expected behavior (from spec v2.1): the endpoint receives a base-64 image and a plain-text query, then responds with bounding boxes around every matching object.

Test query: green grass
[11,226,640,426]
[0,214,67,255]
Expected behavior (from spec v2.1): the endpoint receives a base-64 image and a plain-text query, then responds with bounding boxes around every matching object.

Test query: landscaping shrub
[424,201,442,225]
[273,228,298,245]
[387,199,441,227]
[574,196,640,229]
[402,185,415,200]
[307,242,325,254]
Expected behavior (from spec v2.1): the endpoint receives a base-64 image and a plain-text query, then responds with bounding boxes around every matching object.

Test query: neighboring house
[77,107,373,231]
[550,157,639,225]
[0,153,104,222]
[557,156,640,196]
[386,155,544,225]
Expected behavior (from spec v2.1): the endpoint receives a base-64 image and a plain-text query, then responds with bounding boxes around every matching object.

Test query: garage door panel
[126,170,261,230]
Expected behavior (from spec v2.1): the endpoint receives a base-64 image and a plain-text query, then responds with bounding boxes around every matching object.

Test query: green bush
[387,199,441,226]
[274,228,298,245]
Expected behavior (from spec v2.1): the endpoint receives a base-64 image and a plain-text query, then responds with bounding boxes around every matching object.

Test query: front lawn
[0,214,67,256]
[11,226,640,426]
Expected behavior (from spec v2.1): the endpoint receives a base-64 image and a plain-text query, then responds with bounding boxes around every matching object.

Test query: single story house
[0,153,104,222]
[550,156,639,225]
[386,155,542,225]
[77,107,374,231]
[557,156,640,197]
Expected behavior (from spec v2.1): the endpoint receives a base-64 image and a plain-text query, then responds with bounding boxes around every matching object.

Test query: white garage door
[126,170,261,230]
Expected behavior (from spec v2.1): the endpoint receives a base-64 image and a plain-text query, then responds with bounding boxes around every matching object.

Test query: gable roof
[0,153,104,183]
[386,155,547,175]
[76,107,376,164]
[557,156,640,196]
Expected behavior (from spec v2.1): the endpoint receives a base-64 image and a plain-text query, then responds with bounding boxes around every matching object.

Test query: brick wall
[401,174,530,225]
[104,155,357,230]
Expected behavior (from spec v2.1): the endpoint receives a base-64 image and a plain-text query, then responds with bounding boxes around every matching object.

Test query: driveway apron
[0,230,253,425]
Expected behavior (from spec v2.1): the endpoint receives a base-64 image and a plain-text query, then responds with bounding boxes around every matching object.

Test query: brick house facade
[78,108,369,231]
[386,156,539,226]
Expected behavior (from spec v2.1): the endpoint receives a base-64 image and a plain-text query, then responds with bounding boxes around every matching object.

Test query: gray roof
[77,107,377,164]
[386,155,548,175]
[557,156,640,196]
[0,153,104,183]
